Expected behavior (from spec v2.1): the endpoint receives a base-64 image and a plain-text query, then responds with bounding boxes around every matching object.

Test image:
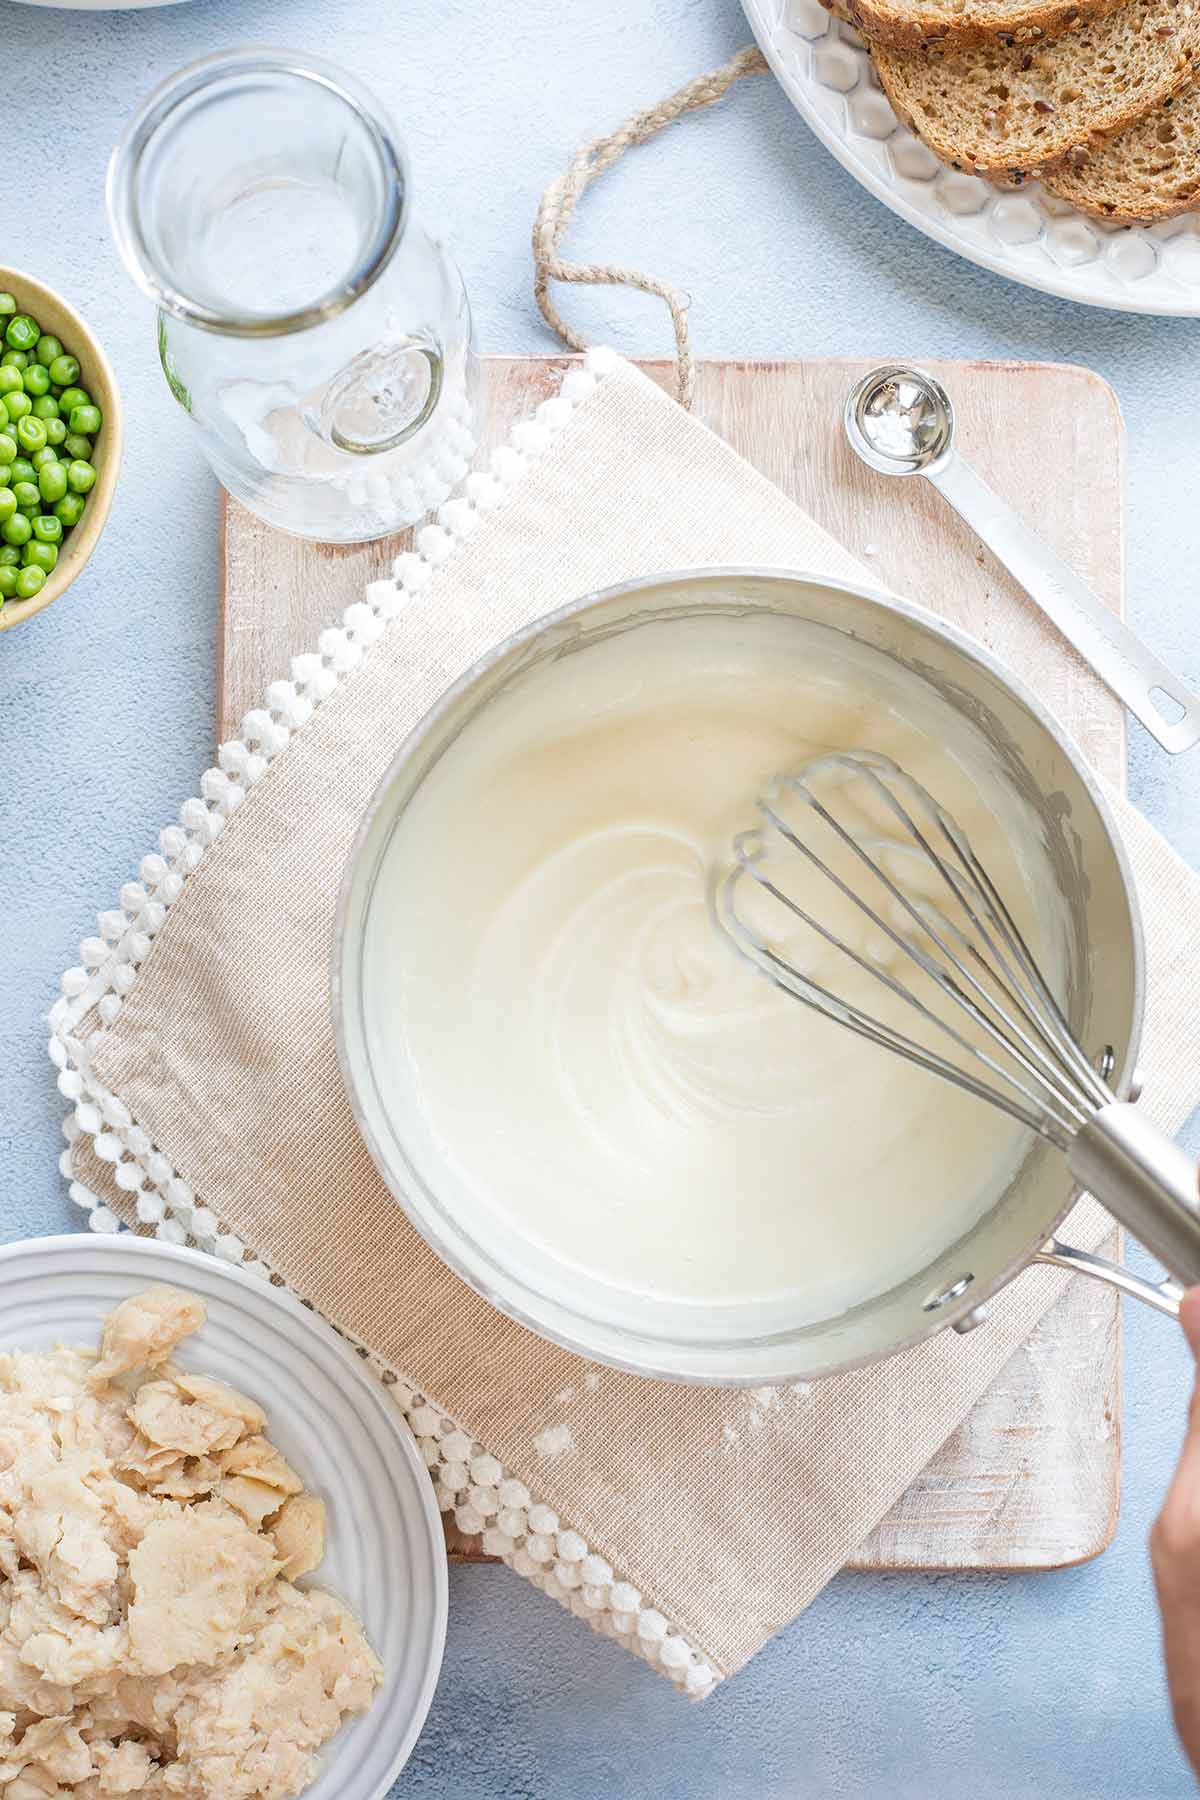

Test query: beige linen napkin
[57,351,1200,1694]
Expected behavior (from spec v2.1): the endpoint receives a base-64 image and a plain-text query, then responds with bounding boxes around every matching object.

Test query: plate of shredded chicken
[0,1236,447,1800]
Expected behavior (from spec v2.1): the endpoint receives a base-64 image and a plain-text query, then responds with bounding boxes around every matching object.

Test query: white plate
[0,1234,447,1800]
[744,0,1200,316]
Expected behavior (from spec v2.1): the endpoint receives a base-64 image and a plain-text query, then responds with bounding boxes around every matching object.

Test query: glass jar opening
[107,50,409,338]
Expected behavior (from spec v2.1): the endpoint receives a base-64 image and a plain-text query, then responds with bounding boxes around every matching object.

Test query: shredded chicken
[89,1290,206,1388]
[0,1289,383,1798]
[269,1495,326,1582]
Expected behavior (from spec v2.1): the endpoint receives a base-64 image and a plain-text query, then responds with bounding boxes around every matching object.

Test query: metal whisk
[718,751,1200,1287]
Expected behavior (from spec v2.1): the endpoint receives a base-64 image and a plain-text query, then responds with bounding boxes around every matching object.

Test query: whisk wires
[718,753,1105,1151]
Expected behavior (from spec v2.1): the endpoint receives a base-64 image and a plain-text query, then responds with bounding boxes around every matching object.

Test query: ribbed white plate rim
[744,0,1200,318]
[0,1233,447,1800]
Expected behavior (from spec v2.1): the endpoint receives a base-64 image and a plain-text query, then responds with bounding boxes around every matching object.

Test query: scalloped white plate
[0,1235,447,1800]
[744,0,1200,315]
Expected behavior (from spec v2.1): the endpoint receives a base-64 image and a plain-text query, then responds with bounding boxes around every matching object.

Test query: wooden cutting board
[220,355,1126,1572]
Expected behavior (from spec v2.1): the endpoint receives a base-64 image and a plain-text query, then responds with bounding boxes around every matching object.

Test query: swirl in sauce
[367,613,1064,1322]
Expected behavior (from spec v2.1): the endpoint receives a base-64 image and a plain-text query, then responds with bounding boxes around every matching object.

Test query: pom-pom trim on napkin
[47,345,719,1699]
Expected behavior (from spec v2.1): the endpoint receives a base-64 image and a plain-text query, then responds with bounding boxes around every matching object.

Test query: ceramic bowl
[0,1234,448,1796]
[0,267,123,632]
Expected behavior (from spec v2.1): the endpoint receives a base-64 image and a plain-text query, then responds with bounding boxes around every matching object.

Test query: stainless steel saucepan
[335,567,1176,1386]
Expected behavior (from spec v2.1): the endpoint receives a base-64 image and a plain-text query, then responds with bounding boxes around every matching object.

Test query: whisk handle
[1068,1103,1200,1289]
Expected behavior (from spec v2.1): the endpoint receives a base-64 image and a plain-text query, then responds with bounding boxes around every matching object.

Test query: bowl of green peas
[0,268,122,631]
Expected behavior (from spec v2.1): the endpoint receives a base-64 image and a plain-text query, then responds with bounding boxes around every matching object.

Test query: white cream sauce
[367,612,1064,1323]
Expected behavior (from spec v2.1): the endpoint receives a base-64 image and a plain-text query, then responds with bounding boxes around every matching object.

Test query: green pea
[68,404,101,437]
[34,335,62,368]
[0,488,13,522]
[14,564,45,599]
[25,538,58,571]
[31,395,58,420]
[2,513,31,546]
[0,545,19,565]
[4,390,30,422]
[0,367,20,397]
[54,493,84,528]
[0,294,15,317]
[4,315,39,352]
[57,386,89,415]
[62,433,92,460]
[43,418,66,447]
[11,481,39,510]
[47,353,80,387]
[66,459,96,494]
[30,447,57,471]
[9,458,34,484]
[36,463,66,504]
[21,363,50,398]
[0,566,14,600]
[0,436,15,468]
[1,351,29,370]
[15,416,47,454]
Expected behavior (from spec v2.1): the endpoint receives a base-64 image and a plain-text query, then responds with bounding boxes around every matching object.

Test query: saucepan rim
[332,565,1144,1384]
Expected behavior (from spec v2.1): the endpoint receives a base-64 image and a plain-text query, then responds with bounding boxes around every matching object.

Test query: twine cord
[532,44,769,409]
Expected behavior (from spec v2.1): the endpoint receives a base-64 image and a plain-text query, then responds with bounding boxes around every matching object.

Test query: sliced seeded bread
[1043,78,1200,216]
[838,0,1124,54]
[873,0,1200,183]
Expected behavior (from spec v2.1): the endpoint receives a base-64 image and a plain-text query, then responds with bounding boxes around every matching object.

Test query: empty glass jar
[107,49,480,542]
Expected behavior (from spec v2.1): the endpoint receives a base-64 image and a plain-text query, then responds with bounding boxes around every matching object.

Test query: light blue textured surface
[3,0,1200,1793]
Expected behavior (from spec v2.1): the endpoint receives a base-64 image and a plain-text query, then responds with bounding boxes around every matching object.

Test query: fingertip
[1180,1288,1200,1359]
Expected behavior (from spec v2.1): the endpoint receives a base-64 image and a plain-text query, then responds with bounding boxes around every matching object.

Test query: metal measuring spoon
[844,364,1200,755]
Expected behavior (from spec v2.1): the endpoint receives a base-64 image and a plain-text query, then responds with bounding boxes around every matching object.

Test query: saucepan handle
[1033,1237,1183,1319]
[1066,1102,1200,1291]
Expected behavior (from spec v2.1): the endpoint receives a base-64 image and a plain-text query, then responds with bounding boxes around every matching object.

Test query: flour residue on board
[720,1382,814,1452]
[533,1422,574,1460]
[533,1365,606,1457]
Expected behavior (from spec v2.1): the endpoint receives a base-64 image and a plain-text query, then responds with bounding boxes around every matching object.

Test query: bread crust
[1043,178,1200,221]
[840,0,1124,53]
[872,32,1198,182]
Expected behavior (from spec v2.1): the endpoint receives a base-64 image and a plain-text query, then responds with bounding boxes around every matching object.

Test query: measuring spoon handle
[926,452,1200,755]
